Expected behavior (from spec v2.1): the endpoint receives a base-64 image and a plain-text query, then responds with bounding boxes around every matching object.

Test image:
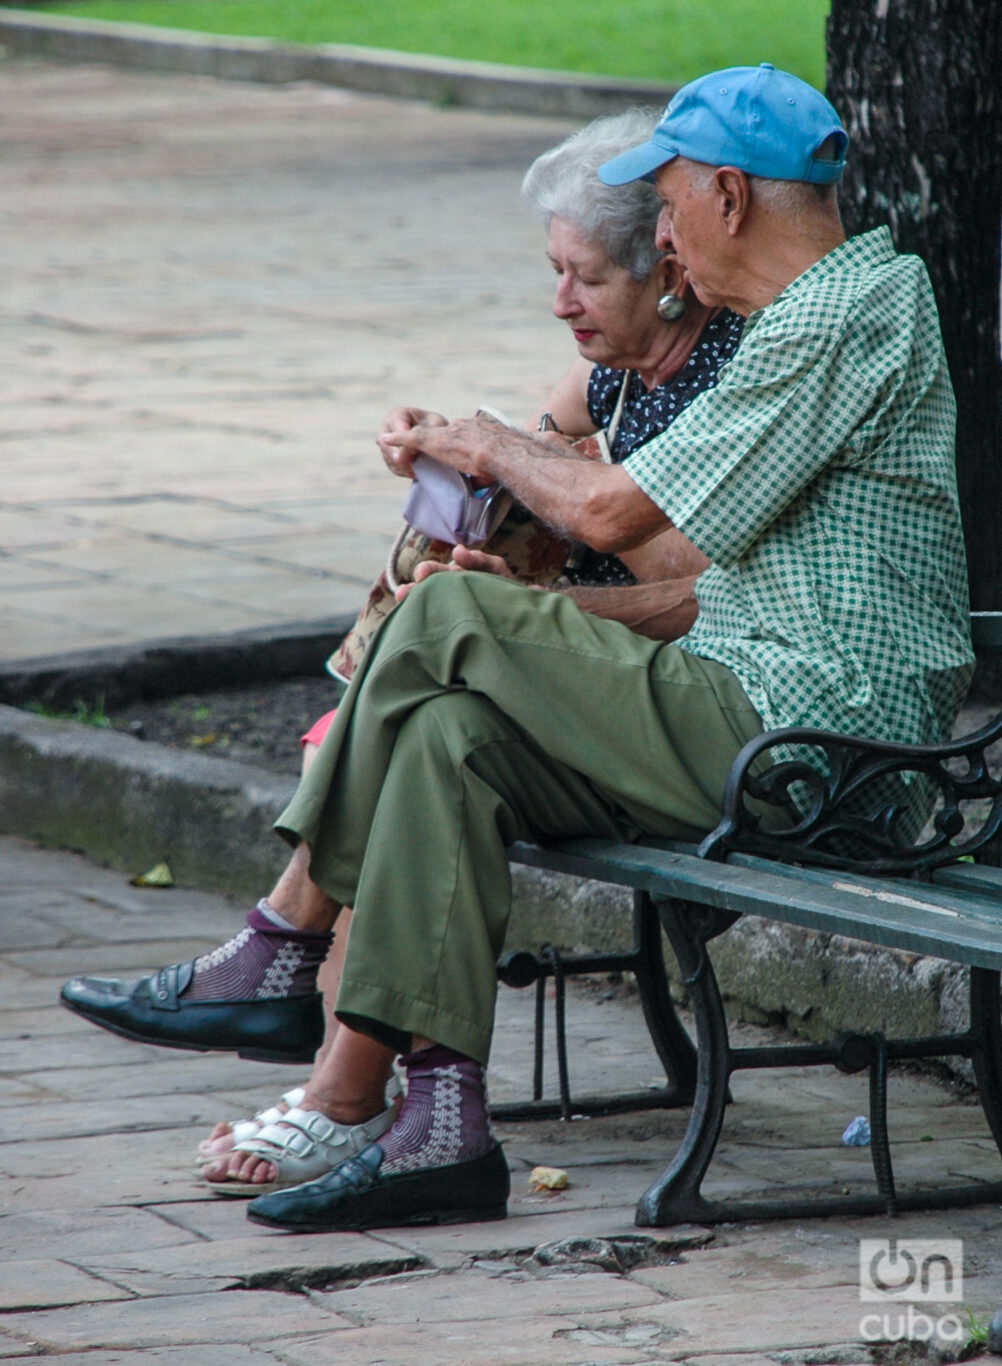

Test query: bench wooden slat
[716,849,1002,928]
[509,837,1002,971]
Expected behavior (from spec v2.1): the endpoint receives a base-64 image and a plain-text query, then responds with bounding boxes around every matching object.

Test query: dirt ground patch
[108,676,342,776]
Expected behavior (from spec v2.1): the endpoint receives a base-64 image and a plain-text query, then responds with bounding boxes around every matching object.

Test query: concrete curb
[0,617,353,711]
[0,9,676,117]
[0,701,296,897]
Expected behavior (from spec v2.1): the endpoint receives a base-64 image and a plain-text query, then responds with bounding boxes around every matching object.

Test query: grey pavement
[2,57,576,665]
[3,829,1002,1364]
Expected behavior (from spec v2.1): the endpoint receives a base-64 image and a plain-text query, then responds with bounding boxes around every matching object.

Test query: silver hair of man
[682,137,843,218]
[521,108,664,283]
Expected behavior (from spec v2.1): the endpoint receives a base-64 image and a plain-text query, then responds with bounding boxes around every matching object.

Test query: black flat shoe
[60,962,323,1064]
[246,1142,510,1231]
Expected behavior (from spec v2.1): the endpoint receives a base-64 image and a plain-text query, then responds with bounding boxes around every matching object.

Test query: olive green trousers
[277,572,763,1063]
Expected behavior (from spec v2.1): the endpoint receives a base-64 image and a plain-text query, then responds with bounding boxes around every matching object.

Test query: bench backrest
[698,613,1002,876]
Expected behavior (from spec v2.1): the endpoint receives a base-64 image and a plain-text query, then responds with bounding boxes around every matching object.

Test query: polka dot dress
[566,308,744,586]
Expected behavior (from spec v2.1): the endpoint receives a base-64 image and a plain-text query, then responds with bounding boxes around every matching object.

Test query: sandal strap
[235,1104,393,1162]
[252,1087,307,1129]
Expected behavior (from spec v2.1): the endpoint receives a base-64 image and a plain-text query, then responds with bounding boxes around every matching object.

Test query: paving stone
[4,824,1002,1362]
[0,1349,282,1366]
[0,1003,72,1041]
[2,939,230,977]
[0,1207,197,1265]
[573,1283,869,1355]
[0,1289,351,1352]
[0,1258,130,1311]
[366,1207,646,1269]
[10,895,246,946]
[0,911,71,952]
[312,1262,660,1326]
[0,1076,49,1107]
[0,963,62,1010]
[276,1317,642,1366]
[80,1230,426,1298]
[28,1054,301,1103]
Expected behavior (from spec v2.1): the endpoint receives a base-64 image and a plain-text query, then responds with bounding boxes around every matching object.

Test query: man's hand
[394,544,517,602]
[387,415,669,556]
[384,416,535,482]
[377,407,448,479]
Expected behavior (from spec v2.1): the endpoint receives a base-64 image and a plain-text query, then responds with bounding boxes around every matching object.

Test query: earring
[657,293,686,322]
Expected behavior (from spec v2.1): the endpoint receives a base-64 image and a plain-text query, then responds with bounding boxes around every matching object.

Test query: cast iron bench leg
[633,890,699,1101]
[635,895,730,1226]
[635,906,1002,1226]
[969,967,1002,1156]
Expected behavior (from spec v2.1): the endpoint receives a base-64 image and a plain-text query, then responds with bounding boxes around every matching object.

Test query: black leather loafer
[60,962,323,1064]
[246,1142,510,1231]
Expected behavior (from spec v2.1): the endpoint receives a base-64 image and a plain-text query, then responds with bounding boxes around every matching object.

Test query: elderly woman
[63,110,743,1197]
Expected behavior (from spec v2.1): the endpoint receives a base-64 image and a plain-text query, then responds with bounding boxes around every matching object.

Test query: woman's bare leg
[198,902,352,1161]
[200,740,337,1160]
[203,1022,395,1187]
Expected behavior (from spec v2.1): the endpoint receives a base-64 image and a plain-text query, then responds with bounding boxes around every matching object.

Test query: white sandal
[206,1099,396,1197]
[195,1087,306,1166]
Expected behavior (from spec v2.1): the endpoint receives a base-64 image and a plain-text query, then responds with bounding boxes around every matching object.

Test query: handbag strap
[605,369,632,454]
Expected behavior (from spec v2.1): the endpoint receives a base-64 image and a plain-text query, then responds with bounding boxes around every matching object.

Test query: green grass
[25,695,110,728]
[41,0,828,87]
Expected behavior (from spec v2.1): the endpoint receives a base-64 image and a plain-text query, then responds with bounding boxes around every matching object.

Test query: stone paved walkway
[2,831,1002,1364]
[2,59,572,664]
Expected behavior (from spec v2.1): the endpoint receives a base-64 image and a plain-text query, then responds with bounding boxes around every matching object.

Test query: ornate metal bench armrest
[698,713,1002,875]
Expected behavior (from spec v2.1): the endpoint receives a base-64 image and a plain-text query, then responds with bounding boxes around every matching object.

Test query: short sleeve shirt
[569,308,743,587]
[624,228,973,746]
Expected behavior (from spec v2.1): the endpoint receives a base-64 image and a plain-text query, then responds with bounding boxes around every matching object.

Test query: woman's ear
[659,253,687,298]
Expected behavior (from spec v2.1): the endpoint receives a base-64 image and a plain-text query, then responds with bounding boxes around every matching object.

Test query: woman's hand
[377,407,447,478]
[394,544,516,602]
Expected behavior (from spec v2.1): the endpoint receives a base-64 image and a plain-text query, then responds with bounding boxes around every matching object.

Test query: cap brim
[598,139,679,186]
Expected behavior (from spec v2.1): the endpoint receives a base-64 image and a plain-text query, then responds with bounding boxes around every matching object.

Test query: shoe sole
[59,997,315,1065]
[246,1202,508,1231]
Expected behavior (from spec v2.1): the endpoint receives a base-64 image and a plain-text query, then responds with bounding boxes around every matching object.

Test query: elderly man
[62,65,972,1231]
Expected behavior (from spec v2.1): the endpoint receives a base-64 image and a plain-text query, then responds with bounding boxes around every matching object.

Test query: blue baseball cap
[599,63,848,186]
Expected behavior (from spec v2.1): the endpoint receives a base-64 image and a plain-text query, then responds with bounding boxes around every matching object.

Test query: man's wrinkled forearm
[561,576,700,642]
[392,418,667,553]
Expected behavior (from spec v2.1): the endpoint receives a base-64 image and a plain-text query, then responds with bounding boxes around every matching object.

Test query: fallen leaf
[130,861,174,888]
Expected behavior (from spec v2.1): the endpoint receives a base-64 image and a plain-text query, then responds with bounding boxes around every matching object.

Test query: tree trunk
[826,0,1002,611]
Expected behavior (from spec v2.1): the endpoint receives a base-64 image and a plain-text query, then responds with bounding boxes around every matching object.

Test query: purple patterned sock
[378,1045,495,1175]
[185,902,332,1002]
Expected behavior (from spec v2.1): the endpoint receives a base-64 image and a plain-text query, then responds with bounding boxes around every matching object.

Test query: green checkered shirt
[626,227,973,746]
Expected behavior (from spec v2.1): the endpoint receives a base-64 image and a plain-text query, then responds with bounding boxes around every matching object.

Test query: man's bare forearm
[561,576,700,642]
[387,418,668,553]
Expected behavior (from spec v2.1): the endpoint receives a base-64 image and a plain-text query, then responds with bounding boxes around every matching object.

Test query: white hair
[679,135,842,221]
[521,109,664,281]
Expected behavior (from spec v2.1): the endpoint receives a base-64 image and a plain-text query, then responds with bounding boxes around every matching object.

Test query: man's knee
[396,568,514,630]
[394,687,519,763]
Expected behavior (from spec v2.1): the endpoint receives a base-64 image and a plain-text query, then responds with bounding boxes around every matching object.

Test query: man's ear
[713,167,750,237]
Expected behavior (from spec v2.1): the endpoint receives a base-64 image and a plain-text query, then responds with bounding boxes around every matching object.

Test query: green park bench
[496,611,1002,1226]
